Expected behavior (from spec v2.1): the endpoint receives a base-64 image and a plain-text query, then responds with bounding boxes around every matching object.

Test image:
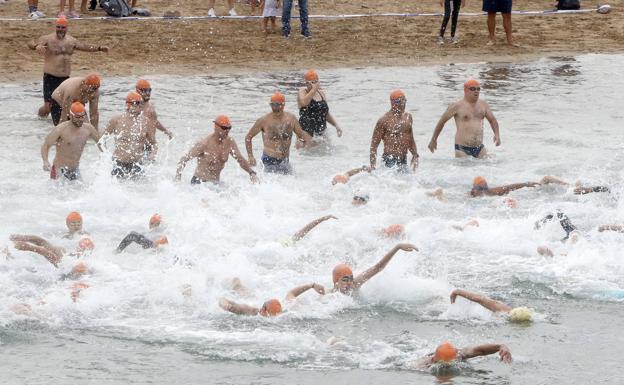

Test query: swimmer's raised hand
[499,345,512,363]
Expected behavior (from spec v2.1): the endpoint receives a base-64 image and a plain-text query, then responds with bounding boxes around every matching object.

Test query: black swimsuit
[299,95,329,137]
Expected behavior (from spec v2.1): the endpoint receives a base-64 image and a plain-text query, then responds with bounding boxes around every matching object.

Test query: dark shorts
[111,160,143,179]
[482,0,512,13]
[261,153,292,174]
[43,73,69,103]
[382,154,408,171]
[50,165,80,181]
[50,99,63,126]
[455,143,484,158]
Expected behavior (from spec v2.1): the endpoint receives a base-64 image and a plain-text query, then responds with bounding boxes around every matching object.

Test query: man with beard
[102,92,155,179]
[28,17,109,119]
[370,90,419,172]
[245,92,313,174]
[41,102,101,181]
[176,115,259,184]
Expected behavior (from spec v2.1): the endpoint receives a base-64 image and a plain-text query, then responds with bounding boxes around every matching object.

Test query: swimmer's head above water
[434,341,458,363]
[125,91,144,114]
[66,211,83,233]
[352,189,369,206]
[83,74,101,93]
[508,307,534,323]
[69,102,86,127]
[464,79,481,102]
[259,299,282,317]
[471,176,489,196]
[304,69,319,86]
[136,79,152,102]
[382,224,405,239]
[389,89,406,112]
[270,92,285,113]
[149,214,162,229]
[332,174,349,185]
[213,115,232,139]
[77,237,95,253]
[55,17,68,38]
[332,264,354,294]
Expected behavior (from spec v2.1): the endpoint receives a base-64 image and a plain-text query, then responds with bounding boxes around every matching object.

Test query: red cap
[136,79,151,90]
[84,74,101,88]
[214,115,232,128]
[270,92,285,103]
[332,264,353,284]
[304,69,319,82]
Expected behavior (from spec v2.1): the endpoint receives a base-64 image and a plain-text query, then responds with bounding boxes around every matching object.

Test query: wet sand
[0,0,622,81]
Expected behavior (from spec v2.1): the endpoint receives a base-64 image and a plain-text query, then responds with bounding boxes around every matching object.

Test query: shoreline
[0,0,622,82]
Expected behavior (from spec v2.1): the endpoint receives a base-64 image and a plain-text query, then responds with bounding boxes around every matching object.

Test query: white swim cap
[597,4,611,14]
[508,307,534,323]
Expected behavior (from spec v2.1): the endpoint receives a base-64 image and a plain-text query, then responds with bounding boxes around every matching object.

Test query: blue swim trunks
[482,0,512,13]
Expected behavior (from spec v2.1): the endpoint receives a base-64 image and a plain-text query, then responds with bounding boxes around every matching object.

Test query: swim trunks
[455,143,484,158]
[382,154,408,170]
[482,0,512,13]
[261,153,293,174]
[43,73,69,103]
[111,160,143,179]
[50,165,80,181]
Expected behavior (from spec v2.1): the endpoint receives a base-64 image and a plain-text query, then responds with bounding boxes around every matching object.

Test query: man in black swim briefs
[429,79,501,159]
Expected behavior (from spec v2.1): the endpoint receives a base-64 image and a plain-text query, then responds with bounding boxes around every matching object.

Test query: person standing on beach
[245,92,313,174]
[428,79,501,159]
[176,115,259,184]
[438,0,465,44]
[370,90,419,172]
[51,74,102,129]
[482,0,516,46]
[281,0,310,37]
[41,102,102,181]
[102,92,155,179]
[135,79,173,160]
[28,17,109,120]
[208,0,237,17]
[298,70,343,141]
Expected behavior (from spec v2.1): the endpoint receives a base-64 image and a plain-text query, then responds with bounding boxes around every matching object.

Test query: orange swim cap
[84,74,101,88]
[270,92,285,104]
[434,341,458,363]
[154,236,169,247]
[71,282,91,290]
[382,224,405,238]
[332,174,349,185]
[464,79,480,89]
[304,69,319,82]
[66,211,82,225]
[260,299,282,317]
[149,214,162,228]
[126,91,142,104]
[56,17,68,27]
[390,89,406,101]
[214,115,232,128]
[70,102,85,114]
[136,79,151,90]
[473,176,488,188]
[332,264,354,284]
[71,261,88,275]
[77,237,95,251]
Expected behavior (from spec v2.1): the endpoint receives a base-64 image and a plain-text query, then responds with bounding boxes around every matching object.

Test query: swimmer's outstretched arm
[345,166,371,178]
[292,215,337,242]
[354,243,418,288]
[598,225,624,233]
[285,283,325,301]
[573,185,610,195]
[488,182,540,196]
[459,344,512,363]
[175,141,204,181]
[450,289,512,313]
[10,235,63,267]
[115,231,155,253]
[218,298,259,316]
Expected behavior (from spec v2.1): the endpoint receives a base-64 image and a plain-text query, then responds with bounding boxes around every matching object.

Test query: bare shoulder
[285,111,298,122]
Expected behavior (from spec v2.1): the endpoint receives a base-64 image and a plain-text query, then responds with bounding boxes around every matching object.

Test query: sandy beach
[0,0,622,80]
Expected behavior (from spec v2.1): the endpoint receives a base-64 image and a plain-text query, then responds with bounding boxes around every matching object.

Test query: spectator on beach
[482,0,516,46]
[262,0,281,34]
[208,0,237,17]
[555,0,580,10]
[59,0,88,18]
[282,0,310,38]
[27,0,46,19]
[438,0,465,44]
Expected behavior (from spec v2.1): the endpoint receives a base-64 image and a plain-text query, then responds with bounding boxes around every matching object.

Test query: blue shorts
[482,0,512,13]
[261,153,292,174]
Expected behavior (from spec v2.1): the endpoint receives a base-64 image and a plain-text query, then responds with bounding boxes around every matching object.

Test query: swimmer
[410,341,512,369]
[470,176,540,197]
[539,176,610,195]
[425,188,446,201]
[535,211,582,257]
[297,70,343,140]
[63,211,89,238]
[451,218,480,231]
[10,234,94,269]
[27,17,109,119]
[352,188,370,206]
[381,224,405,239]
[135,79,173,160]
[41,102,102,181]
[280,214,338,246]
[332,166,372,185]
[450,288,534,322]
[219,282,325,316]
[428,79,501,159]
[51,73,101,128]
[331,243,418,295]
[370,90,419,171]
[245,92,314,174]
[101,92,155,179]
[176,115,259,184]
[115,214,169,253]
